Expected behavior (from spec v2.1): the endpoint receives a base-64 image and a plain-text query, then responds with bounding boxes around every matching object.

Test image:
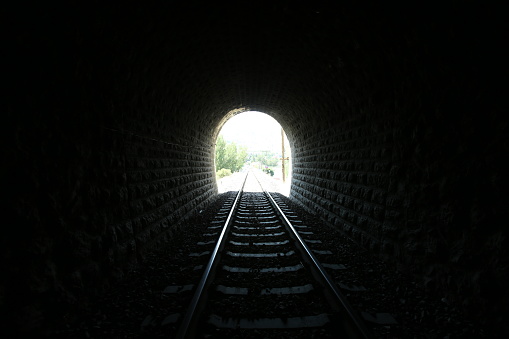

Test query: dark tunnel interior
[3,1,508,336]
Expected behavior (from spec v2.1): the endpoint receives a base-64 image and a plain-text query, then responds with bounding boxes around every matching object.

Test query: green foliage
[215,135,248,173]
[263,167,274,176]
[247,151,279,167]
[216,168,232,179]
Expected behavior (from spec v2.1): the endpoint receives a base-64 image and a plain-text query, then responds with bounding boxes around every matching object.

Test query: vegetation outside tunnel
[214,135,288,179]
[215,135,247,178]
[214,111,292,182]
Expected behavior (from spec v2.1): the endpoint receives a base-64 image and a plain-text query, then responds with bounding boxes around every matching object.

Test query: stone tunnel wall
[287,16,509,318]
[291,113,393,253]
[3,5,224,331]
[290,102,508,318]
[121,120,217,261]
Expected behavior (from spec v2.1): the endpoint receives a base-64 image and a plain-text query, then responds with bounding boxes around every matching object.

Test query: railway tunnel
[4,1,508,335]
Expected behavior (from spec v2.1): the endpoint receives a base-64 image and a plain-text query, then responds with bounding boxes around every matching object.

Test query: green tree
[249,151,279,167]
[215,135,248,173]
[216,168,232,179]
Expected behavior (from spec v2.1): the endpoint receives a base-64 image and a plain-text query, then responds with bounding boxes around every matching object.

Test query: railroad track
[175,171,372,338]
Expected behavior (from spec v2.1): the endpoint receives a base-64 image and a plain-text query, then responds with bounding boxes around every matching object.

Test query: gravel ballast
[46,173,491,338]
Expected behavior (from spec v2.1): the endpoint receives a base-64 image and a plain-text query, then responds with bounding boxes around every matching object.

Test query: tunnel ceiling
[68,2,460,139]
[11,2,497,143]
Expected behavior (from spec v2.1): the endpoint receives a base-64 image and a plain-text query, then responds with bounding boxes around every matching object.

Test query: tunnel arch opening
[214,110,292,195]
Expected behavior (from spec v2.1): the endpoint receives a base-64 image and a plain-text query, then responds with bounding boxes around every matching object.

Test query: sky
[218,111,289,154]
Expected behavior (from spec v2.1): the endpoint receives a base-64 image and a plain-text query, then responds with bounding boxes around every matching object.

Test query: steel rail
[175,171,249,339]
[253,171,373,339]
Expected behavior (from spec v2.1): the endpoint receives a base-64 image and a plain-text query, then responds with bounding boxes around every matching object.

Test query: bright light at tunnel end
[215,110,291,196]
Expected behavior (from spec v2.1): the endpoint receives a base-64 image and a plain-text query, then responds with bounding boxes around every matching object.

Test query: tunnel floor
[217,169,291,195]
[48,193,487,338]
